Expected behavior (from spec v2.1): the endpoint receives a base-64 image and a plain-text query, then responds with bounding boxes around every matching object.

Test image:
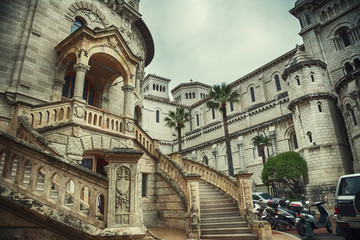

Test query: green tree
[251,135,272,164]
[164,107,191,152]
[261,151,308,196]
[206,83,240,176]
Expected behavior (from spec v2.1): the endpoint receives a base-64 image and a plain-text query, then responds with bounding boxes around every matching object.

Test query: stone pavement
[148,227,346,240]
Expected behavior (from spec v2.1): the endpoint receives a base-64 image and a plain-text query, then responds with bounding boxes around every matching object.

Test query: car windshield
[339,176,360,196]
[259,193,272,199]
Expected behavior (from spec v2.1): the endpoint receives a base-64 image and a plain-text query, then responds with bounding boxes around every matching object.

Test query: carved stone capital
[73,63,90,73]
[121,84,135,92]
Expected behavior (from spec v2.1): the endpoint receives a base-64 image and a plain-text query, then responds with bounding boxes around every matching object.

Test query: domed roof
[282,45,327,80]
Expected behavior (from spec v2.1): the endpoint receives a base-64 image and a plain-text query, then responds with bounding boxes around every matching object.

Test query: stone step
[200,198,234,205]
[201,221,248,229]
[201,233,258,240]
[200,202,237,209]
[201,216,244,223]
[202,227,252,235]
[201,211,240,219]
[200,206,239,214]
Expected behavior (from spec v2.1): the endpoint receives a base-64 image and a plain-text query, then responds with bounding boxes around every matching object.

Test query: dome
[282,45,327,80]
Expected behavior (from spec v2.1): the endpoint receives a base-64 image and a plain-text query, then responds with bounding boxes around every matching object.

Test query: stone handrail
[10,100,155,154]
[182,158,239,202]
[0,132,108,229]
[134,124,156,155]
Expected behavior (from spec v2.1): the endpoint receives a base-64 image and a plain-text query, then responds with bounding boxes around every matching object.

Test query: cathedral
[0,0,359,239]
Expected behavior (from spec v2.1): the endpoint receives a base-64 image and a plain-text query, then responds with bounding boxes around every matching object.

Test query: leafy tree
[164,107,191,152]
[251,135,272,164]
[261,151,308,196]
[206,83,240,176]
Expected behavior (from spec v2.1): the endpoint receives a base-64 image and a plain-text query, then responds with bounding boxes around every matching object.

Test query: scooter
[295,200,333,237]
[261,200,296,231]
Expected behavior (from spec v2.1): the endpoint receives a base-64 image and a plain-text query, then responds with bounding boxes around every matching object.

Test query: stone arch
[330,22,352,39]
[67,1,109,28]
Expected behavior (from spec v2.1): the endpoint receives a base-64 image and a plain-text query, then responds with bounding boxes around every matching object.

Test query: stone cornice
[171,81,212,94]
[144,74,171,83]
[232,45,304,87]
[287,92,338,110]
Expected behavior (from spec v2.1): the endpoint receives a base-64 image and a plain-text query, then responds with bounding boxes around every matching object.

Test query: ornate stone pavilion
[0,0,359,239]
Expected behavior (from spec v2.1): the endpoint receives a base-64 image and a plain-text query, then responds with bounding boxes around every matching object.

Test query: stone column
[185,174,201,240]
[234,171,253,217]
[269,130,276,156]
[122,84,134,118]
[103,148,146,237]
[73,63,90,101]
[237,142,244,170]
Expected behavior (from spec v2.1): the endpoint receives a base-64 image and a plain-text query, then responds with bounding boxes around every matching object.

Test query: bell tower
[282,46,352,202]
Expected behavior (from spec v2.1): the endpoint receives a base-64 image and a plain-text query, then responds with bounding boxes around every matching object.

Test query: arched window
[340,29,351,47]
[321,11,328,21]
[333,3,340,13]
[307,132,313,143]
[156,85,159,91]
[62,73,76,99]
[196,114,199,126]
[295,76,301,86]
[70,17,85,34]
[153,84,155,90]
[192,92,195,98]
[203,156,209,165]
[82,79,96,106]
[275,74,281,91]
[185,93,188,99]
[305,14,311,25]
[250,87,255,102]
[156,110,160,123]
[317,102,323,112]
[291,132,299,149]
[230,102,234,112]
[354,58,360,69]
[347,105,358,126]
[310,72,315,82]
[327,7,334,17]
[345,62,354,74]
[212,108,215,120]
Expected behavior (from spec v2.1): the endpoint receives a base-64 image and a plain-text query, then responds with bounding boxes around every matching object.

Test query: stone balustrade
[182,158,239,203]
[0,132,108,229]
[10,100,156,155]
[134,124,156,155]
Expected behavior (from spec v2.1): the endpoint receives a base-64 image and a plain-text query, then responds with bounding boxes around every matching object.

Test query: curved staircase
[199,181,258,240]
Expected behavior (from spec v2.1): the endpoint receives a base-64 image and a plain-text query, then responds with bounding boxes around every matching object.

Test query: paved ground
[148,216,347,240]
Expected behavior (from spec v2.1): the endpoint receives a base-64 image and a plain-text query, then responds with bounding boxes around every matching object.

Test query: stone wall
[155,174,186,230]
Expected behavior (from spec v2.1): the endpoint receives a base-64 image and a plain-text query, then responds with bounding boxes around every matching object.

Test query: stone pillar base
[252,221,272,240]
[100,226,146,239]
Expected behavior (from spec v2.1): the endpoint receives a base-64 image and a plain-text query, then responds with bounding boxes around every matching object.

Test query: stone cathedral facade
[0,0,359,239]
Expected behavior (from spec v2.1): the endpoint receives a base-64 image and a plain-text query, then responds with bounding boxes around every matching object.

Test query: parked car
[252,192,273,208]
[334,173,360,240]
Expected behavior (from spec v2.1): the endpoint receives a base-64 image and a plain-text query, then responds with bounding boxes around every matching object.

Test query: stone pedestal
[103,148,145,238]
[234,171,253,216]
[185,174,201,240]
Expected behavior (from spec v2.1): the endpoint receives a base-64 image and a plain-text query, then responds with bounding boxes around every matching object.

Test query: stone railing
[134,124,157,155]
[157,150,201,239]
[182,158,239,202]
[0,132,108,230]
[9,100,156,155]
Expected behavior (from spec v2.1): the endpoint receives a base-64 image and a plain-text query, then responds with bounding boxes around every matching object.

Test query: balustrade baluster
[58,176,66,205]
[89,190,97,218]
[42,169,52,199]
[73,181,81,212]
[14,157,25,185]
[2,151,14,179]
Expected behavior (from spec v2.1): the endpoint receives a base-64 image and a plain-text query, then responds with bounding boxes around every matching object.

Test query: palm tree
[164,107,191,152]
[206,83,240,176]
[252,135,272,165]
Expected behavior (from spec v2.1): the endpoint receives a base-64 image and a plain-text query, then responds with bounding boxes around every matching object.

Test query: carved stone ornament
[115,166,130,212]
[126,121,134,133]
[74,105,85,119]
[73,63,90,73]
[126,139,133,148]
[81,9,102,25]
[73,126,83,137]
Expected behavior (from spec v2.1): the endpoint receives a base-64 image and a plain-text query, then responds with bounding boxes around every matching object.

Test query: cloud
[141,0,302,91]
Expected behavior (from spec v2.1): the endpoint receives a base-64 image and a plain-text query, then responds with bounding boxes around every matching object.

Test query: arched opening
[81,186,90,216]
[275,74,281,91]
[51,173,61,202]
[203,156,209,165]
[250,87,255,102]
[70,17,85,34]
[65,179,75,209]
[36,167,46,194]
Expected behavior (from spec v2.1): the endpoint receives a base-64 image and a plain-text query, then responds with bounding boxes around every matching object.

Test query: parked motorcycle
[295,200,333,237]
[261,200,296,231]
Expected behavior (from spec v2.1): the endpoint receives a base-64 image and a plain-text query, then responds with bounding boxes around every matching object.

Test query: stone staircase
[199,181,258,240]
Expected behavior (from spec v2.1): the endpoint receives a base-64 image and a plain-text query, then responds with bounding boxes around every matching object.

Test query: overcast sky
[140,0,303,92]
